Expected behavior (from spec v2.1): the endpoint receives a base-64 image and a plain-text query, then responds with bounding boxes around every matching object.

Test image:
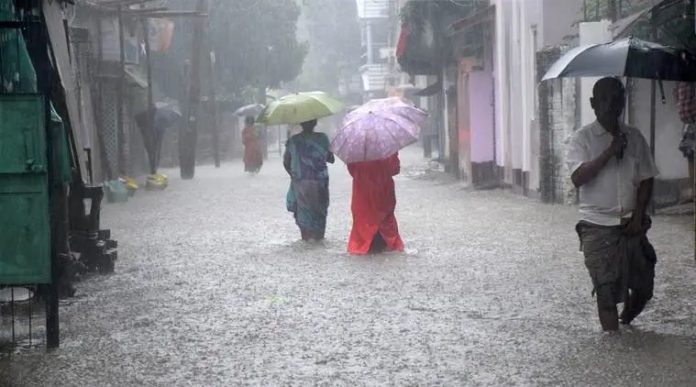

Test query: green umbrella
[256,91,344,125]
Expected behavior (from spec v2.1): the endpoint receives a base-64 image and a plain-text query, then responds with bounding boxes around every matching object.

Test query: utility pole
[117,5,126,176]
[259,45,270,160]
[209,49,220,168]
[259,86,268,160]
[180,0,207,179]
[141,8,156,175]
[203,21,220,168]
[607,0,618,21]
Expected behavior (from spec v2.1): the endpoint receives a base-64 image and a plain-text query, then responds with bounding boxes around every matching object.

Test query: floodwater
[1,146,695,385]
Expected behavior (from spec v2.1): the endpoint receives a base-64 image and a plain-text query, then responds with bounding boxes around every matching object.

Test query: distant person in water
[347,153,404,255]
[242,115,263,174]
[284,119,335,241]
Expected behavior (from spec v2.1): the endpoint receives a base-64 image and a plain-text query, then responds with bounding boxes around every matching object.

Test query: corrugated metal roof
[356,0,389,19]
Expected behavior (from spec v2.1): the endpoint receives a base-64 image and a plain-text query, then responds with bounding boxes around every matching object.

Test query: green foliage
[209,0,308,94]
[151,0,307,107]
[573,0,695,53]
[291,0,361,95]
[398,0,486,74]
[578,0,661,22]
[400,0,484,35]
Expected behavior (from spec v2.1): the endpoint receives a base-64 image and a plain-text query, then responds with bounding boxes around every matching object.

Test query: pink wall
[468,71,495,163]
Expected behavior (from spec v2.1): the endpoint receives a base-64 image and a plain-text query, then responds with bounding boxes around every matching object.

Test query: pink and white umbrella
[332,97,427,163]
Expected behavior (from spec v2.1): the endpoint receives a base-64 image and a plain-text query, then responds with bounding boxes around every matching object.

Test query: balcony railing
[356,0,389,19]
[359,63,389,92]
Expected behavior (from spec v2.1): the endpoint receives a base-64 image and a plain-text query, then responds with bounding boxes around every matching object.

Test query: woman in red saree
[242,115,263,173]
[347,153,404,255]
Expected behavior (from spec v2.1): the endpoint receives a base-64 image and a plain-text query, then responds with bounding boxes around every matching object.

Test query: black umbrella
[542,37,696,82]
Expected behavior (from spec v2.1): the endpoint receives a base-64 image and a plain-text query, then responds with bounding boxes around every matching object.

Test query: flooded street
[2,147,695,385]
[1,0,694,385]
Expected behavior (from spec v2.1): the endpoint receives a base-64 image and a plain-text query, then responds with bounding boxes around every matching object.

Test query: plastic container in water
[104,180,129,203]
[145,173,168,191]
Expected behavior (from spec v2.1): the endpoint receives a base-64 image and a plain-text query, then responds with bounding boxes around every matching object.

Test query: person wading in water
[567,77,659,331]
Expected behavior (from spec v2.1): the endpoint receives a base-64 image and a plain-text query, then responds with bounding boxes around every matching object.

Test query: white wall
[493,0,523,174]
[630,80,689,180]
[520,0,541,179]
[493,0,506,168]
[510,1,524,171]
[492,0,578,189]
[493,0,543,186]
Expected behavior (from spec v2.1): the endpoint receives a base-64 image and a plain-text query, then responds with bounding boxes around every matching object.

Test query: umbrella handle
[658,78,666,104]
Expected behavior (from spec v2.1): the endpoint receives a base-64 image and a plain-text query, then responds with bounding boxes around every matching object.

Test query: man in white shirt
[567,77,659,331]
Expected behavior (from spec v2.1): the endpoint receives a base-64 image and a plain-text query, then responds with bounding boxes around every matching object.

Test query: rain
[1,0,695,385]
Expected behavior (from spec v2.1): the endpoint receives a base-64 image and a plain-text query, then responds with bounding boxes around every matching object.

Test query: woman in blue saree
[284,119,335,241]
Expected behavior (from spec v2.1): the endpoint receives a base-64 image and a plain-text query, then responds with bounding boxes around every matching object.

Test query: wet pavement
[1,146,695,386]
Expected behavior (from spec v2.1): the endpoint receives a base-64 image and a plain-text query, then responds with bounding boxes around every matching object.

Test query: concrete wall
[537,47,579,204]
[551,78,579,205]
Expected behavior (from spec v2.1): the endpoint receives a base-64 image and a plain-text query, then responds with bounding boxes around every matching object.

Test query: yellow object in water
[146,173,168,190]
[122,176,139,191]
[119,176,138,197]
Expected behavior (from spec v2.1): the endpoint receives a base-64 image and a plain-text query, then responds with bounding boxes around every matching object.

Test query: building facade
[356,0,391,100]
